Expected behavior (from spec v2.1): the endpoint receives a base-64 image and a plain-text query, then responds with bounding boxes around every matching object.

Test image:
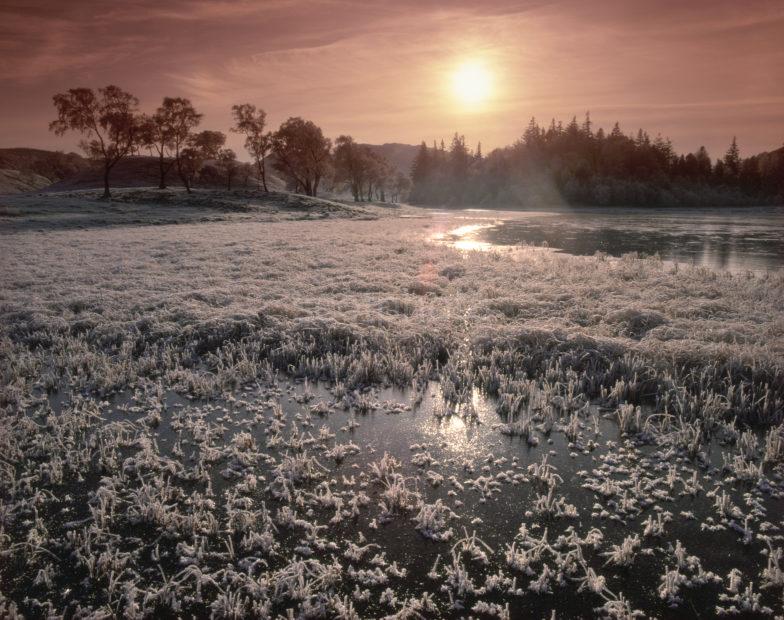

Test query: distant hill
[0,169,52,194]
[0,149,263,194]
[362,143,419,175]
[0,143,419,195]
[0,148,90,193]
[46,155,165,191]
[47,155,289,193]
[754,144,784,171]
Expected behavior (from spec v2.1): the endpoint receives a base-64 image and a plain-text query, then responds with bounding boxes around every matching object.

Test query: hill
[754,144,784,176]
[0,168,52,194]
[46,155,169,192]
[0,150,268,194]
[0,148,90,193]
[43,155,285,192]
[0,144,420,195]
[362,142,419,175]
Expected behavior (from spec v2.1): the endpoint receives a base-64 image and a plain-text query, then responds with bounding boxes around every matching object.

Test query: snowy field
[1,190,783,618]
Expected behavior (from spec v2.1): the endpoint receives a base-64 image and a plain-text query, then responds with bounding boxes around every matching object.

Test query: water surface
[433,207,784,272]
[23,379,783,618]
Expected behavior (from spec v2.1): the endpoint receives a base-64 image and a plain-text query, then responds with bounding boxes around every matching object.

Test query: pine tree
[566,115,580,136]
[545,118,558,141]
[581,111,593,137]
[523,117,540,147]
[410,141,434,204]
[635,129,645,147]
[450,133,468,173]
[723,136,740,178]
[696,146,712,179]
[411,141,431,184]
[714,159,726,181]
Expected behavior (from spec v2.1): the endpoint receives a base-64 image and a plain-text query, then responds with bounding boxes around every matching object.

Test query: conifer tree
[723,137,741,179]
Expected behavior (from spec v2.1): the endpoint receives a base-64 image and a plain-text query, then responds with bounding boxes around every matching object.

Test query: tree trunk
[176,157,191,194]
[158,151,167,189]
[258,159,269,193]
[102,164,111,199]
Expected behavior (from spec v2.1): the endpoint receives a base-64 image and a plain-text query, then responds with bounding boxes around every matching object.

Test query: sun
[451,60,493,106]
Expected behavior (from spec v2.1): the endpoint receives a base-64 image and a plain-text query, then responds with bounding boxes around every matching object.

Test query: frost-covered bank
[1,193,783,618]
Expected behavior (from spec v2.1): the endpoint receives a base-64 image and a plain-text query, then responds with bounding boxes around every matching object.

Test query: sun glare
[451,60,492,106]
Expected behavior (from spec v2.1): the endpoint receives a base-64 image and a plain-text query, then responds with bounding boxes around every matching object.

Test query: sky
[1,0,783,159]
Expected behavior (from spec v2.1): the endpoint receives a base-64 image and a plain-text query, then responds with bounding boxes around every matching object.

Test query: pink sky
[1,0,783,160]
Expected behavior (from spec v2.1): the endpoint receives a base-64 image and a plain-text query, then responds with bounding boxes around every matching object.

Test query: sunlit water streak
[431,223,498,251]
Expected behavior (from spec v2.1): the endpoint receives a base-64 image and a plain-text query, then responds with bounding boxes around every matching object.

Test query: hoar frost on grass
[1,192,784,617]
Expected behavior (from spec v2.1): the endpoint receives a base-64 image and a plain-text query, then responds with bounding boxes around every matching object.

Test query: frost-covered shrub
[380,298,415,316]
[606,308,666,339]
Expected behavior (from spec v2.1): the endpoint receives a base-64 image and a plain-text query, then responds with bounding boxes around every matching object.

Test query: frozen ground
[0,188,391,233]
[1,189,783,618]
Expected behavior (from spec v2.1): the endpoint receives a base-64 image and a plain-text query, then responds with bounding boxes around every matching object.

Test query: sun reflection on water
[433,222,497,251]
[422,386,496,461]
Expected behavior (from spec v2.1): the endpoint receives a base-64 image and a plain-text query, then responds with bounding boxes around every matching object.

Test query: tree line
[49,85,409,201]
[409,114,784,207]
